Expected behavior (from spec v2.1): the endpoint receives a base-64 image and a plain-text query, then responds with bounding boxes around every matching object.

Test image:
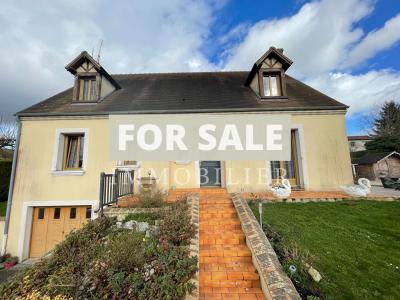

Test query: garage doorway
[29,206,91,258]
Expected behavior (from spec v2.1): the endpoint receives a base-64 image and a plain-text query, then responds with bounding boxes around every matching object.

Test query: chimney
[277,48,284,54]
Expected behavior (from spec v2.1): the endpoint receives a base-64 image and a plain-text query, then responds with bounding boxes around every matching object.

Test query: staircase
[197,189,265,299]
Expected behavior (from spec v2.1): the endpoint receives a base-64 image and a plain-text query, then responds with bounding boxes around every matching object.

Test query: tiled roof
[354,151,400,165]
[348,135,371,141]
[18,71,347,116]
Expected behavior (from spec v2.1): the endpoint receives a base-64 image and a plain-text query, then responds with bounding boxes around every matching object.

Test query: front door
[200,161,221,187]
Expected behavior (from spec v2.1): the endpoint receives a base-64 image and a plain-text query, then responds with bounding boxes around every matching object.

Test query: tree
[365,101,400,152]
[0,115,17,150]
[372,101,400,137]
[365,135,400,152]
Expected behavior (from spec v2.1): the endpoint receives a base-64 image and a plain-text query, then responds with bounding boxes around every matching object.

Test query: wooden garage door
[29,206,91,258]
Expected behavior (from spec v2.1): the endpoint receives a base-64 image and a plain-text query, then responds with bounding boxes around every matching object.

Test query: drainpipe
[1,118,21,256]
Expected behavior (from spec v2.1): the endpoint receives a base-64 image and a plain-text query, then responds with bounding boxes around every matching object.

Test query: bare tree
[0,115,17,150]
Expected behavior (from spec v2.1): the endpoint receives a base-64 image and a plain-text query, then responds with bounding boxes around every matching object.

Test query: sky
[0,0,399,135]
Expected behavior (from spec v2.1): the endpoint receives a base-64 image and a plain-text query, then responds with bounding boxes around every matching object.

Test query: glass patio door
[270,130,300,187]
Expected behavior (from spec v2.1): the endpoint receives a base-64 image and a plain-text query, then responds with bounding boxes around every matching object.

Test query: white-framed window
[262,74,282,96]
[51,128,89,176]
[116,160,140,170]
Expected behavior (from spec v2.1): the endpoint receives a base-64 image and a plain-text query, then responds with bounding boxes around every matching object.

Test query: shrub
[129,190,166,208]
[0,160,12,202]
[0,198,197,299]
[159,199,195,247]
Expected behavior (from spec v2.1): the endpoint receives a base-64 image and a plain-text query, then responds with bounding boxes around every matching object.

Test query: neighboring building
[5,47,353,259]
[354,151,400,181]
[348,135,371,152]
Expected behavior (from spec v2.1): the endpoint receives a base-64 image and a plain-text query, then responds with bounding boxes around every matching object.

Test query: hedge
[0,160,12,202]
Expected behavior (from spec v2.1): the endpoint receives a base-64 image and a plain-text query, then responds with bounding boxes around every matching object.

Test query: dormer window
[245,47,293,99]
[66,51,121,103]
[79,76,97,101]
[262,73,282,97]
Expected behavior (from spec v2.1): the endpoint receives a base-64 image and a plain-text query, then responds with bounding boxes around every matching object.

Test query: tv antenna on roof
[96,39,103,63]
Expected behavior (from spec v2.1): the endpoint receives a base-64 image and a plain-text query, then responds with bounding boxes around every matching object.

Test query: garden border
[231,193,301,300]
[258,196,400,203]
[186,193,200,300]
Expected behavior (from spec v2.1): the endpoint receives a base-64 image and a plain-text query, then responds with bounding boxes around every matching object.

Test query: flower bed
[0,199,197,299]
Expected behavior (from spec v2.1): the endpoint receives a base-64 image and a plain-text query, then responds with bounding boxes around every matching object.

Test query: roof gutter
[1,118,21,256]
[16,106,348,117]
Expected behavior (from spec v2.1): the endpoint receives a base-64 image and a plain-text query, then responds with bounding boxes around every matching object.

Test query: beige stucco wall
[291,114,353,191]
[169,161,198,189]
[7,112,352,257]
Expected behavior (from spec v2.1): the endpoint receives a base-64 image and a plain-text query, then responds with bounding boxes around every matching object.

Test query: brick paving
[186,189,265,300]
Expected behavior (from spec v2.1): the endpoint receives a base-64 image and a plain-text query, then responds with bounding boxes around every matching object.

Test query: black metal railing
[98,169,134,214]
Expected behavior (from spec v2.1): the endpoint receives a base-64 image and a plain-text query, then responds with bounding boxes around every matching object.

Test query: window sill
[175,161,190,165]
[51,170,86,176]
[71,101,99,105]
[116,166,139,171]
[260,96,288,100]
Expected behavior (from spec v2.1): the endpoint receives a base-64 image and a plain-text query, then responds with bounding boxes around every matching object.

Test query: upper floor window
[51,128,89,175]
[78,77,97,101]
[116,160,140,169]
[63,134,84,170]
[262,74,281,97]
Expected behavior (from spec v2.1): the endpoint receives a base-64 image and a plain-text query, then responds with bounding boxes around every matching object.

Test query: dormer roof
[254,47,293,70]
[245,46,293,86]
[65,51,121,89]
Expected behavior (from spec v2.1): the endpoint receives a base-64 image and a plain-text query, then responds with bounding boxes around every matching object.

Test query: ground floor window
[270,130,300,187]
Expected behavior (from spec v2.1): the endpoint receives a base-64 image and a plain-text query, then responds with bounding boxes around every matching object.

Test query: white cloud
[222,0,373,76]
[345,14,400,68]
[306,70,400,115]
[0,0,399,120]
[220,0,400,115]
[0,0,221,115]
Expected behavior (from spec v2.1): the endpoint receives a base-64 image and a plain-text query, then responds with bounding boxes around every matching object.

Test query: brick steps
[200,245,251,256]
[200,262,257,272]
[198,189,265,299]
[200,224,242,231]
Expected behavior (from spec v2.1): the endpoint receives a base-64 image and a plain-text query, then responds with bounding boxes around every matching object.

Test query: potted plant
[4,256,18,269]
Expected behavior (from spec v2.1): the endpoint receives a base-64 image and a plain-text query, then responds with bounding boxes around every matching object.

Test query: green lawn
[250,200,400,300]
[0,202,6,216]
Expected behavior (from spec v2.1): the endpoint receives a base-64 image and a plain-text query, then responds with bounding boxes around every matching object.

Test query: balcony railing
[98,169,134,215]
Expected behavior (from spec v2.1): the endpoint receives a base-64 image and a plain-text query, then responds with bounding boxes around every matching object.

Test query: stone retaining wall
[186,193,200,300]
[231,193,301,300]
[103,207,168,221]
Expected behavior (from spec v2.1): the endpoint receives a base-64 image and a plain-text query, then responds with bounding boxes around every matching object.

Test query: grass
[250,200,400,300]
[0,202,6,217]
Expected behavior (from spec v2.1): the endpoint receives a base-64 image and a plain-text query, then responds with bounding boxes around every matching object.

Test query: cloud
[220,0,400,115]
[0,0,399,121]
[0,0,222,115]
[344,13,400,68]
[221,0,373,76]
[306,70,400,115]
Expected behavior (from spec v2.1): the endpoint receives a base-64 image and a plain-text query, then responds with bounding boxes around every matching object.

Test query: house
[353,151,400,182]
[3,47,353,260]
[348,135,371,152]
